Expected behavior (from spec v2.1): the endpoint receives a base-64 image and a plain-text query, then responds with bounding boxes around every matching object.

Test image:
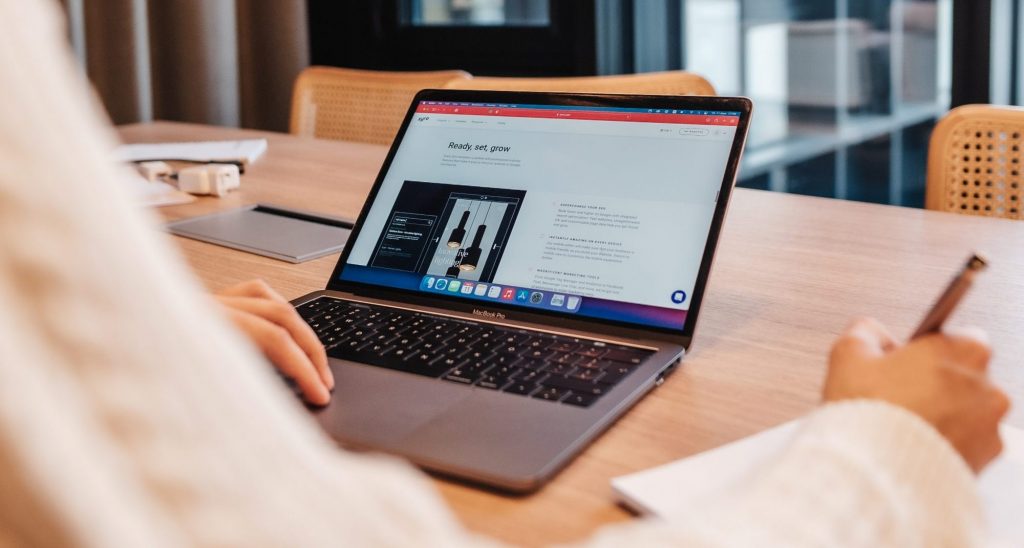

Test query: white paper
[613,421,1024,545]
[115,139,267,165]
[125,172,194,207]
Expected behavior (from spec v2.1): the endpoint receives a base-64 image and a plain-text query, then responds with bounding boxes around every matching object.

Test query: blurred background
[60,0,1021,208]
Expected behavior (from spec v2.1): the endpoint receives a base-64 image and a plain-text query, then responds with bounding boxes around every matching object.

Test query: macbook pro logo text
[472,308,506,320]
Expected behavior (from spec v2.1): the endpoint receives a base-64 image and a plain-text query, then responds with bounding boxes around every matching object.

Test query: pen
[910,253,988,339]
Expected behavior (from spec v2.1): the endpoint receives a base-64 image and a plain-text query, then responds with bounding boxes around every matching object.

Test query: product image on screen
[368,181,524,282]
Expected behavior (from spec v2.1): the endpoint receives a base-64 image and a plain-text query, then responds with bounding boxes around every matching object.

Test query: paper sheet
[115,139,267,165]
[126,172,194,207]
[613,421,1024,545]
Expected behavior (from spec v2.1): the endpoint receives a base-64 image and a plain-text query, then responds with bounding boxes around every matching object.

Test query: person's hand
[214,279,333,406]
[824,317,1010,473]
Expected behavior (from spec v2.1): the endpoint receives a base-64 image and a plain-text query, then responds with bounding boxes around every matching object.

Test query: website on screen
[339,101,740,330]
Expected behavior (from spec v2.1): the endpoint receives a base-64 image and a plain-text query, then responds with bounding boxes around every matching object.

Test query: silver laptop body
[293,90,752,492]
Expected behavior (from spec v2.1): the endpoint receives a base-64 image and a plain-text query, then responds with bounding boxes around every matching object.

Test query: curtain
[59,0,309,131]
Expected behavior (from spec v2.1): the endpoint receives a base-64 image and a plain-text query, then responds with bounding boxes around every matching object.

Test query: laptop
[292,90,752,492]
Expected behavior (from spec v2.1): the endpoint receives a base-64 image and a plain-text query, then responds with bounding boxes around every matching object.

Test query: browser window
[339,100,741,330]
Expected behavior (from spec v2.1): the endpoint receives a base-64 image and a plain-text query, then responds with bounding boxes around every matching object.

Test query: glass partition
[406,0,549,26]
[684,0,951,206]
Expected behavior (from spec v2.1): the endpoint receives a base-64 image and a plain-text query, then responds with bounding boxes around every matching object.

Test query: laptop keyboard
[297,297,655,408]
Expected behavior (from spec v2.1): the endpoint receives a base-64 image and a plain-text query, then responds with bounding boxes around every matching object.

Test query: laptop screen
[336,99,742,331]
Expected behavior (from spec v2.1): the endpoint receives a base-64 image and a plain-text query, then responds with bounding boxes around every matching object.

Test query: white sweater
[0,1,987,546]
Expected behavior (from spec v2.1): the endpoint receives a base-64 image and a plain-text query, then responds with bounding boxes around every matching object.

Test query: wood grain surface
[119,121,1024,547]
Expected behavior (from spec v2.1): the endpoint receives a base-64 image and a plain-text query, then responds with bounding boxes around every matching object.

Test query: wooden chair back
[290,66,470,145]
[927,104,1024,218]
[444,71,716,96]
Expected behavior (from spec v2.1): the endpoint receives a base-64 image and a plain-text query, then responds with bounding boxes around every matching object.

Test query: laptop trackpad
[315,362,469,446]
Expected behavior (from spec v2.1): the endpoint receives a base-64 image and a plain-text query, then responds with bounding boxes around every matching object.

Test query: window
[406,0,549,27]
[309,2,595,77]
[681,0,952,206]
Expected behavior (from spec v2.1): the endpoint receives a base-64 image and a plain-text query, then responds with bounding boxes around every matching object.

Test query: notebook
[125,171,194,207]
[115,139,268,165]
[613,420,1024,544]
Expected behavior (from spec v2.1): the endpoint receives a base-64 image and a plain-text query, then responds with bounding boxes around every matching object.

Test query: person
[0,1,1009,546]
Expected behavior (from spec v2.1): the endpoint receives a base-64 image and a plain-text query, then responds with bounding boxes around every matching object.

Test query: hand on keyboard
[215,280,334,406]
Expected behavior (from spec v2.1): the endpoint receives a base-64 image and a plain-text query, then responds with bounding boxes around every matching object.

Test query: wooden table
[120,121,1024,547]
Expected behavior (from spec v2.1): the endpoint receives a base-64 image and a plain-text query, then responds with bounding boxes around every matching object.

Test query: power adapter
[177,164,240,197]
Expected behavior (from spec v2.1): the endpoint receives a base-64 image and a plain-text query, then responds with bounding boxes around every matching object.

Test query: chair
[926,104,1024,218]
[290,66,470,145]
[444,70,716,96]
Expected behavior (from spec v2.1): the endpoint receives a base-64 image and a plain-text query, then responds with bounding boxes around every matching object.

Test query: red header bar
[415,104,739,126]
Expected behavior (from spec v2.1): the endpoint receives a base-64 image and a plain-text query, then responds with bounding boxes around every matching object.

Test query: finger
[228,308,331,405]
[217,279,288,303]
[939,327,992,373]
[990,386,1012,421]
[217,296,333,390]
[832,317,898,361]
[977,386,1010,470]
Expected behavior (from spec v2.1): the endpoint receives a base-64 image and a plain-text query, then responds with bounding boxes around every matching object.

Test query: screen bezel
[325,89,752,347]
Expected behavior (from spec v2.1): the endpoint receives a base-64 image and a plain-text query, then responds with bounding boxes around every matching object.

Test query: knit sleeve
[579,400,986,548]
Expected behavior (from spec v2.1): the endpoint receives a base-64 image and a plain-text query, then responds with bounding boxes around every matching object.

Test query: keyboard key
[545,363,576,377]
[503,382,538,396]
[390,347,414,360]
[476,329,498,341]
[494,344,522,355]
[321,334,341,347]
[516,358,548,371]
[477,372,515,390]
[336,338,362,351]
[603,348,647,365]
[453,325,481,337]
[575,358,608,370]
[533,387,569,402]
[499,333,532,345]
[297,300,328,318]
[405,350,435,363]
[549,352,580,366]
[443,366,482,384]
[563,392,599,407]
[429,356,465,371]
[370,332,398,345]
[450,335,475,346]
[525,349,556,360]
[489,354,520,367]
[598,364,636,384]
[391,337,422,351]
[548,341,581,353]
[357,342,395,356]
[569,368,603,382]
[517,370,548,385]
[462,361,494,375]
[461,348,491,361]
[419,341,444,353]
[488,364,518,378]
[575,346,606,359]
[541,375,609,396]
